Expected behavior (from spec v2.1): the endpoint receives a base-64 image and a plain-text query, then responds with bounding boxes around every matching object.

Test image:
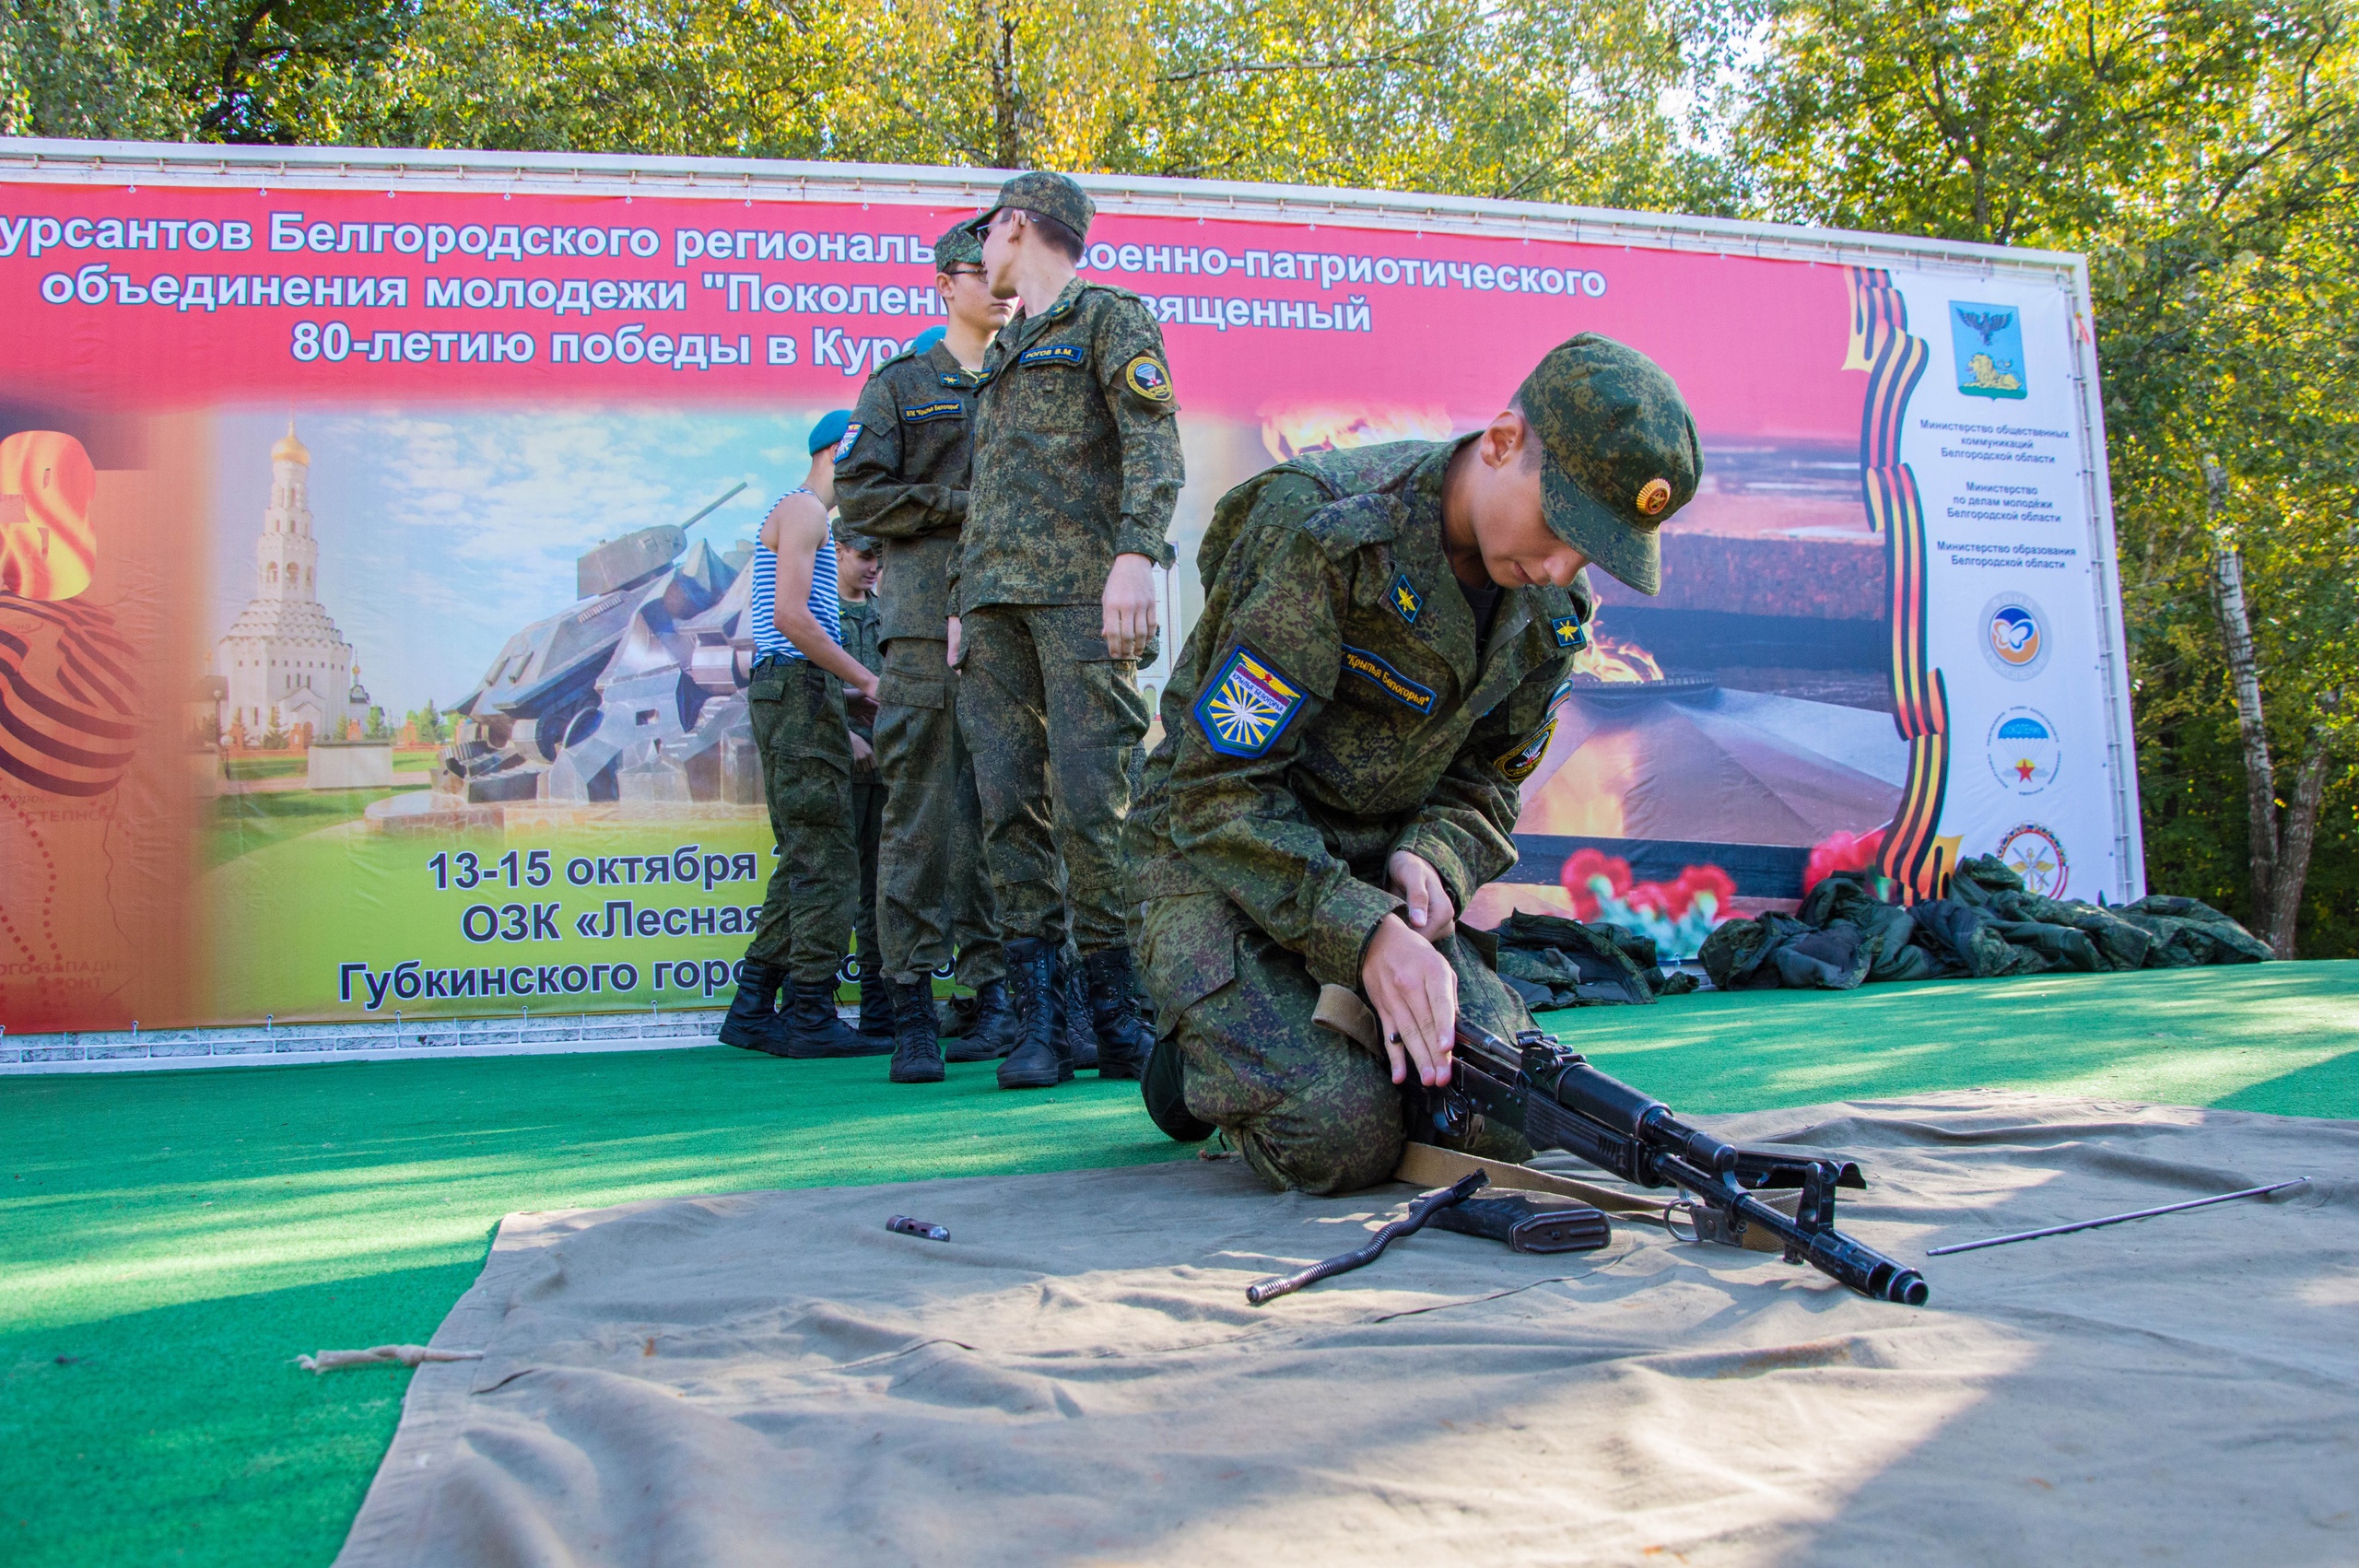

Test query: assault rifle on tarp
[1433,1015,1929,1305]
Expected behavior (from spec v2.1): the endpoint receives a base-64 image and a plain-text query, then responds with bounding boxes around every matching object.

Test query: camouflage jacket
[1127,439,1591,989]
[835,340,983,646]
[838,597,882,744]
[954,276,1183,614]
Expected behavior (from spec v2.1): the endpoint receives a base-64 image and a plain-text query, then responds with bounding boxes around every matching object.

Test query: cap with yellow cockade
[1515,333,1701,597]
[964,171,1096,245]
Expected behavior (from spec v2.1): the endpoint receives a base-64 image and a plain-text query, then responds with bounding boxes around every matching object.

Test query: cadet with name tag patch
[1124,333,1702,1193]
[837,222,1019,1084]
[948,170,1185,1092]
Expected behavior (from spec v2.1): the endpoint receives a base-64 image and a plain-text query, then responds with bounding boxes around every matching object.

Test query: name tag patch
[901,400,963,423]
[833,422,863,462]
[1551,615,1588,650]
[1496,714,1558,784]
[1390,573,1423,626]
[1342,645,1437,714]
[1018,344,1086,368]
[1194,645,1306,757]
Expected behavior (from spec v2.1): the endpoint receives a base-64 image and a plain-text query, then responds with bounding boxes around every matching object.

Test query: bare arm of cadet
[834,376,967,542]
[1160,502,1456,1085]
[764,498,880,700]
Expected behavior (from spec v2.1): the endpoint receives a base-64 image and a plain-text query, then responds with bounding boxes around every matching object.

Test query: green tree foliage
[2,0,1746,210]
[1740,0,2359,954]
[405,700,447,743]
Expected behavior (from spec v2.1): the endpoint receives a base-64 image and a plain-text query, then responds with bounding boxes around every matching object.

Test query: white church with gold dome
[215,422,369,739]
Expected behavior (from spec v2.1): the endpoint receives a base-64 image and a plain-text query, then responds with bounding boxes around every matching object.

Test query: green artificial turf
[5,960,2356,1568]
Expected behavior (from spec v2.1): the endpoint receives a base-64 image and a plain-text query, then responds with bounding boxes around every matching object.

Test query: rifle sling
[1393,1142,1669,1224]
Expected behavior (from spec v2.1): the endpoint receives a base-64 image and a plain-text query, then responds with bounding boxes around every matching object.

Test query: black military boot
[717,962,792,1056]
[996,939,1074,1090]
[855,964,896,1040]
[886,979,945,1084]
[1082,946,1156,1081]
[1143,1035,1215,1142]
[1064,965,1099,1071]
[945,979,1018,1063]
[782,980,891,1059]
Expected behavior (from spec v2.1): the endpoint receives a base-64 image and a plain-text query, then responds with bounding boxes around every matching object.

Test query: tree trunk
[989,8,1026,170]
[2206,457,2285,939]
[2266,727,2331,958]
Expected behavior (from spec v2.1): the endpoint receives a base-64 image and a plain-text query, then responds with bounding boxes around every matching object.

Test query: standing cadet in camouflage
[720,409,889,1060]
[952,171,1183,1091]
[1125,335,1702,1192]
[837,222,1019,1086]
[832,520,890,1040]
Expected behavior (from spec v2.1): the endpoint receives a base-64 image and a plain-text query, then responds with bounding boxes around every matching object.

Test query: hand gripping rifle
[1434,1015,1929,1305]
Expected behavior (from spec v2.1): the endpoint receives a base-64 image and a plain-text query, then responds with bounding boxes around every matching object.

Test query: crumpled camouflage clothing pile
[1696,856,2272,992]
[1486,911,1702,1010]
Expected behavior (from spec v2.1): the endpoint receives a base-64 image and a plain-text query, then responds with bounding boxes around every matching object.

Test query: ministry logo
[1986,706,2061,795]
[1995,823,2068,897]
[1979,592,2051,681]
[1950,301,2028,401]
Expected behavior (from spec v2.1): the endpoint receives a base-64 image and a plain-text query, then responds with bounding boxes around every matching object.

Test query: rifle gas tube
[1427,1020,1930,1305]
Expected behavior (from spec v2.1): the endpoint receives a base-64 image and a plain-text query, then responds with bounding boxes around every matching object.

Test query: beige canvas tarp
[333,1091,2357,1566]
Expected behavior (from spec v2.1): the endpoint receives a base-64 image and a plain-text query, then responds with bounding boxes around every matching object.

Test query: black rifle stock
[1428,1018,1929,1305]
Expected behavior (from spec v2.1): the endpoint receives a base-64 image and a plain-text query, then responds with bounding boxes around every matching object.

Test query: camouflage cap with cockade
[965,171,1096,244]
[1516,333,1701,597]
[932,219,984,273]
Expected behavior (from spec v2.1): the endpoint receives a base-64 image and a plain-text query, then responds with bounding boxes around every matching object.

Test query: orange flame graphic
[0,431,98,602]
[1571,632,1665,684]
[1260,405,1454,462]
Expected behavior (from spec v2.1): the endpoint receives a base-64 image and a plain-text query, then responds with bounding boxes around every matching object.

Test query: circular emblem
[1123,354,1173,402]
[1994,822,2069,897]
[1635,477,1672,517]
[1978,592,2050,681]
[1986,705,2061,795]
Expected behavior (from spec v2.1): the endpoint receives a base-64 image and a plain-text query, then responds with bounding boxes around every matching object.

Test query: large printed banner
[0,163,2135,1030]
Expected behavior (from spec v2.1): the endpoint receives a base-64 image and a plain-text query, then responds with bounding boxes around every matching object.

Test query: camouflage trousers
[873,638,1003,989]
[849,762,883,984]
[958,603,1148,955]
[1138,890,1536,1195]
[744,657,859,988]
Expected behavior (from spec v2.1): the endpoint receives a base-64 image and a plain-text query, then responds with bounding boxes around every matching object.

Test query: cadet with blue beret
[720,409,889,1059]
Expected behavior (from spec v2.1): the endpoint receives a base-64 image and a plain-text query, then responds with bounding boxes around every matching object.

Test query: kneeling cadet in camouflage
[1126,335,1700,1193]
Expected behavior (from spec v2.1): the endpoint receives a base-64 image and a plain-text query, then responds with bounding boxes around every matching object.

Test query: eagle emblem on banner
[1194,646,1305,757]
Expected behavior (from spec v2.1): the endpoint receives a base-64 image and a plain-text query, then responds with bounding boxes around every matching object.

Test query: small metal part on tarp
[1428,1190,1611,1254]
[1924,1178,2309,1257]
[887,1215,950,1242]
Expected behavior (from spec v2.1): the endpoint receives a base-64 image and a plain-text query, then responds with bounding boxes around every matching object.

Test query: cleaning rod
[1925,1178,2308,1257]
